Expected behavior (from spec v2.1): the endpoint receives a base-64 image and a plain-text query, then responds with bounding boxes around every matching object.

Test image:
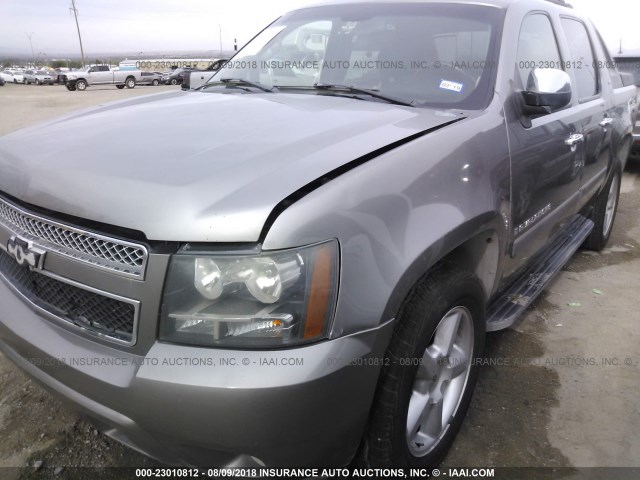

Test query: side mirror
[521,68,572,115]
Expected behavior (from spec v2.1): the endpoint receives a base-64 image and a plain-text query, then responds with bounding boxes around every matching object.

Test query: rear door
[90,65,111,84]
[507,12,584,266]
[558,17,609,207]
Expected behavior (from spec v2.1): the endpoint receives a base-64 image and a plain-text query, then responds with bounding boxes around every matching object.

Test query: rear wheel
[583,168,621,251]
[360,263,485,468]
[152,79,159,86]
[170,78,178,85]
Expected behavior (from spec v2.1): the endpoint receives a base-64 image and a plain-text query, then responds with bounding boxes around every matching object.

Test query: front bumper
[0,277,393,467]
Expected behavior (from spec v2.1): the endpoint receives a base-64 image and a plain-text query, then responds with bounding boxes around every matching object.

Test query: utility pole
[25,32,35,68]
[70,0,86,68]
[618,39,623,55]
[218,24,223,57]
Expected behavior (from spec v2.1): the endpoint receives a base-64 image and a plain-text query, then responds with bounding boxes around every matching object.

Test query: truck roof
[300,0,575,11]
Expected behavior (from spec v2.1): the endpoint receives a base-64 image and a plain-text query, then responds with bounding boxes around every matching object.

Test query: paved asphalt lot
[0,82,638,477]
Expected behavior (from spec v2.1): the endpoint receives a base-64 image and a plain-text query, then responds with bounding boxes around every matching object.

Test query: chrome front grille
[0,250,138,344]
[0,195,148,278]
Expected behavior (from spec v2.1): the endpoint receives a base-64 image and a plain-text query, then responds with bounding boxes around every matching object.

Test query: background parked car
[182,59,228,90]
[52,68,70,84]
[613,55,640,157]
[163,67,194,86]
[23,70,38,84]
[138,71,164,86]
[614,55,640,87]
[34,70,55,85]
[0,70,24,84]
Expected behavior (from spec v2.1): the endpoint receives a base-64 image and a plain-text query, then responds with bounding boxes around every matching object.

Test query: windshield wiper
[312,84,414,107]
[200,78,274,92]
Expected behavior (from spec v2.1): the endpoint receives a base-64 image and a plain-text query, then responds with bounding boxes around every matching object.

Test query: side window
[560,18,599,99]
[591,30,623,89]
[600,48,623,89]
[516,14,562,90]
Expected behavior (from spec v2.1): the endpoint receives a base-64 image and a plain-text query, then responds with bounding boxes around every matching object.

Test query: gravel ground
[0,82,639,477]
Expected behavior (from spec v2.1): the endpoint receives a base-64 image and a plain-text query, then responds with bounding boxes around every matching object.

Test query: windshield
[211,3,503,109]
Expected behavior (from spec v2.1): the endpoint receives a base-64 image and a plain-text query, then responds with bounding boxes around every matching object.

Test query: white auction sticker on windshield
[439,80,464,93]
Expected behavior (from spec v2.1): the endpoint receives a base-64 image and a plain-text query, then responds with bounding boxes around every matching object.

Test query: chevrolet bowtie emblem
[6,236,46,269]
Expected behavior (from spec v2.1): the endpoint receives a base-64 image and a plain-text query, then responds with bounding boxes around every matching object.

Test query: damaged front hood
[0,90,463,242]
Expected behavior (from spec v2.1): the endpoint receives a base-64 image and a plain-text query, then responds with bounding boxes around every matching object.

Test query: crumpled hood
[0,90,462,242]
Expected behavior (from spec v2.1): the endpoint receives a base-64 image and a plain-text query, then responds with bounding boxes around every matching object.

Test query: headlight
[160,240,339,348]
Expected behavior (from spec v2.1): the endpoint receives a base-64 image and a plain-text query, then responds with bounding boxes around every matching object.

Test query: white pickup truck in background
[63,65,142,91]
[182,59,228,90]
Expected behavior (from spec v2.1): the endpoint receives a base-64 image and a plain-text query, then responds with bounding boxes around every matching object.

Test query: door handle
[599,118,613,128]
[565,134,584,146]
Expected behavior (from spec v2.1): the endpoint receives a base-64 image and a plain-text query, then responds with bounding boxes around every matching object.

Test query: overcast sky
[0,0,639,58]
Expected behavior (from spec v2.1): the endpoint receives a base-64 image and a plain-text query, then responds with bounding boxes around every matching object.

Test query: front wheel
[583,168,621,251]
[125,77,136,89]
[75,79,87,91]
[152,79,159,86]
[359,263,485,468]
[170,78,178,85]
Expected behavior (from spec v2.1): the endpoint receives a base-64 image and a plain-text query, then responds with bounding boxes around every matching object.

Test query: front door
[506,12,585,275]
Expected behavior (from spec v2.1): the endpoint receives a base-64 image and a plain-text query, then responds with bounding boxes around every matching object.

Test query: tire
[359,263,485,469]
[583,168,622,251]
[75,79,87,91]
[152,79,159,86]
[125,77,136,89]
[36,80,41,85]
[170,78,178,85]
[66,85,76,91]
[116,85,125,89]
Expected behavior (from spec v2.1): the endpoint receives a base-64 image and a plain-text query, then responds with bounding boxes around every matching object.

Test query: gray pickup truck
[0,0,636,470]
[64,64,142,91]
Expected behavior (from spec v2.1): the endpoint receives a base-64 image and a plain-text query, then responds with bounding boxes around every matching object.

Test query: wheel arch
[595,135,628,200]
[380,213,506,324]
